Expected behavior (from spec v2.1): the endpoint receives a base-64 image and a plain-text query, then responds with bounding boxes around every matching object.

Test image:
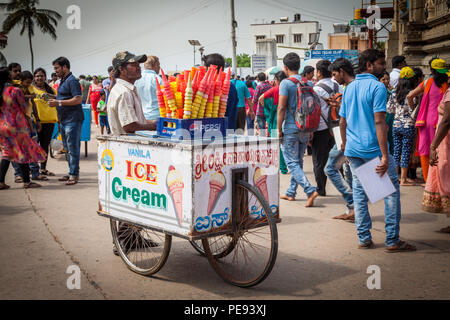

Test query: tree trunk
[28,31,34,72]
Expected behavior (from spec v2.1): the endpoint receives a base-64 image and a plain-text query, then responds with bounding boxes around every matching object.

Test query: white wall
[250,21,320,54]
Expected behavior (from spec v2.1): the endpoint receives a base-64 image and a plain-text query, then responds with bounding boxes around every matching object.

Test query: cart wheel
[110,219,172,276]
[202,179,278,288]
[189,234,236,259]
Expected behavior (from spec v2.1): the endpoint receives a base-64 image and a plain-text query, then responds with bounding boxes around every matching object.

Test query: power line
[256,0,347,24]
[40,0,221,68]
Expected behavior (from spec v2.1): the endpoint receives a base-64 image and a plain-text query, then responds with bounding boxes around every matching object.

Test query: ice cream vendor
[107,51,158,135]
[107,50,160,255]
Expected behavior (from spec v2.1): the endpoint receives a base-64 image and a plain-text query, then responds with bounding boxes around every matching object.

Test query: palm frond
[1,9,26,33]
[35,8,62,20]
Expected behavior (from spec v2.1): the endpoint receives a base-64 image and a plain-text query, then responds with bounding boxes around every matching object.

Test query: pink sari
[415,79,447,156]
[422,89,450,215]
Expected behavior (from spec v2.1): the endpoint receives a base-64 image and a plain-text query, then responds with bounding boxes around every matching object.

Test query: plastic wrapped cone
[183,73,193,119]
[156,79,166,117]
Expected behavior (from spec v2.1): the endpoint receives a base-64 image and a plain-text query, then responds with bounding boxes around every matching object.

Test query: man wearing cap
[108,51,158,256]
[107,51,157,135]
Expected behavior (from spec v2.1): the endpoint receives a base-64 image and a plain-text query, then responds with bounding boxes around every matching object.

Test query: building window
[276,34,285,44]
[350,39,358,50]
[293,34,302,43]
[256,35,266,40]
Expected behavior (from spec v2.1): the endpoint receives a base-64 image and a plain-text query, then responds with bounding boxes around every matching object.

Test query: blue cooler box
[157,117,228,140]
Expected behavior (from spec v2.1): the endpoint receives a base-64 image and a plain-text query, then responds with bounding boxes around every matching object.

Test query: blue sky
[2,0,362,76]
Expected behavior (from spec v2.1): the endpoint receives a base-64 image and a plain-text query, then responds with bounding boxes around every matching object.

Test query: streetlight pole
[230,0,237,76]
[199,47,205,65]
[188,40,201,66]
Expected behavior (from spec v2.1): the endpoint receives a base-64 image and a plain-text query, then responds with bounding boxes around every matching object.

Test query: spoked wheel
[110,219,172,276]
[189,234,236,259]
[202,179,278,288]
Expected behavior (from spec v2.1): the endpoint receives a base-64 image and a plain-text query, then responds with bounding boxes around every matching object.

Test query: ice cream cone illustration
[207,171,226,215]
[253,167,269,202]
[167,166,184,227]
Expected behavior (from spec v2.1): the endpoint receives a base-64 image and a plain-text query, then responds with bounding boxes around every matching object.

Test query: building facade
[328,24,370,51]
[250,14,322,66]
[387,0,450,72]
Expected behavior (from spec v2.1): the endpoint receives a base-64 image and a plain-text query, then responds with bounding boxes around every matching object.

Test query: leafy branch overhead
[226,53,251,68]
[0,0,62,70]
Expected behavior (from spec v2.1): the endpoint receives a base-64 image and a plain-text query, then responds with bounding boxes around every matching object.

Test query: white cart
[97,133,281,287]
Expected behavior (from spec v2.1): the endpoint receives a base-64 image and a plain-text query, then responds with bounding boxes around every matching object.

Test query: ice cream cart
[97,132,281,287]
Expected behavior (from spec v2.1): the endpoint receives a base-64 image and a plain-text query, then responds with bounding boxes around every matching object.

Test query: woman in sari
[0,67,47,189]
[422,77,450,232]
[407,58,448,182]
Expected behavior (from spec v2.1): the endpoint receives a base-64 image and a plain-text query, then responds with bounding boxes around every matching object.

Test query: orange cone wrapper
[156,78,166,118]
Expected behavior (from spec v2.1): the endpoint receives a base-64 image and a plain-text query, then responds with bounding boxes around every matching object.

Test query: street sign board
[251,55,267,74]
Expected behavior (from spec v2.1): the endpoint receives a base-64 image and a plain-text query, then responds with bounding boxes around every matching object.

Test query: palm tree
[0,0,61,71]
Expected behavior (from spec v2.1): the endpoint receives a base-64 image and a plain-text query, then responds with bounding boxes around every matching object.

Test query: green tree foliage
[226,53,251,68]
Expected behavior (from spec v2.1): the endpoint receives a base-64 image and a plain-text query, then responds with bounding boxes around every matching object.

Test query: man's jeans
[347,154,401,247]
[325,144,353,210]
[246,115,255,136]
[256,116,266,137]
[12,162,40,179]
[60,121,82,177]
[281,131,317,198]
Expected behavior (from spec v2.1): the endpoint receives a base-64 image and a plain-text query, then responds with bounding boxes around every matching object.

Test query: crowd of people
[0,48,449,252]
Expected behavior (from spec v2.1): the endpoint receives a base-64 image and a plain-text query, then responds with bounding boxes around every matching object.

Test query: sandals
[385,240,417,253]
[15,176,23,183]
[32,175,49,181]
[358,240,374,249]
[0,183,10,190]
[66,179,78,186]
[40,170,55,176]
[23,182,42,189]
[58,175,70,181]
[65,176,79,186]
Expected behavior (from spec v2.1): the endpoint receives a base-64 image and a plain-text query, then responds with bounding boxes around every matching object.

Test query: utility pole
[230,0,237,76]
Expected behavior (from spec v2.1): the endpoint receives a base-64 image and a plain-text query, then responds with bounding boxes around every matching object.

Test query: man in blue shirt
[232,74,253,133]
[277,52,319,207]
[135,56,162,121]
[48,57,83,186]
[339,49,416,252]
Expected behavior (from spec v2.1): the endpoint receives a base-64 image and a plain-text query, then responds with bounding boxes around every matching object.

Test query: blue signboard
[307,50,359,66]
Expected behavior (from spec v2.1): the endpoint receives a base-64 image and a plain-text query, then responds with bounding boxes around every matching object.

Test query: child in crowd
[97,90,110,135]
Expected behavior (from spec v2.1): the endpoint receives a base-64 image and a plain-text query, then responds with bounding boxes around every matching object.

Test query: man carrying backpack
[277,52,319,207]
[312,60,343,197]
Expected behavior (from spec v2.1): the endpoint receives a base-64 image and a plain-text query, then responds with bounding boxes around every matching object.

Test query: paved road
[1,126,449,300]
